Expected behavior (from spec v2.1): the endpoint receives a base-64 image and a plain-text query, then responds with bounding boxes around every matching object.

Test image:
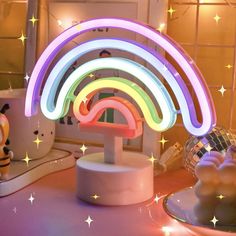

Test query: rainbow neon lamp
[25,18,216,205]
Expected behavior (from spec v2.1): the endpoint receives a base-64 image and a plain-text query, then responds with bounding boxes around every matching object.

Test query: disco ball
[183,126,236,175]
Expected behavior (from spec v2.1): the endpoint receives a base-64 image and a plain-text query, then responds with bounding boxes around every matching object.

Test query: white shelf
[0,148,75,197]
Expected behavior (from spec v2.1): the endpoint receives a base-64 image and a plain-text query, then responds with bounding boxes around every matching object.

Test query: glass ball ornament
[183,126,236,175]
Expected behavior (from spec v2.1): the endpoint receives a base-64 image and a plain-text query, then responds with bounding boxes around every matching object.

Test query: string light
[57,19,63,26]
[157,23,165,33]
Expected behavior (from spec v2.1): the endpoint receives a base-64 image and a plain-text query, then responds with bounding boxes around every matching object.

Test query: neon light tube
[25,18,216,136]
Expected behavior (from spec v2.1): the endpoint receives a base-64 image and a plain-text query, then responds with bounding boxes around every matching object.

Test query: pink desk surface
[0,167,199,236]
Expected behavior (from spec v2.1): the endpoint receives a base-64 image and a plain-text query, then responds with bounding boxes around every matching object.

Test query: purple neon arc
[25,17,216,136]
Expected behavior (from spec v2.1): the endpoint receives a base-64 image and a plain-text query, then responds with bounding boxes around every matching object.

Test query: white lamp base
[76,151,153,205]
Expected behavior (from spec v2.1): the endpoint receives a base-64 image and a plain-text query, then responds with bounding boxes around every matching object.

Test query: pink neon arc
[74,96,142,138]
[25,17,216,136]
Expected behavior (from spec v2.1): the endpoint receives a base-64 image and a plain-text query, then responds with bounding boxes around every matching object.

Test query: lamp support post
[104,135,123,164]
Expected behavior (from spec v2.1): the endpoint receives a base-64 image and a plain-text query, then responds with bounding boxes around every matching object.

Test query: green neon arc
[73,77,165,131]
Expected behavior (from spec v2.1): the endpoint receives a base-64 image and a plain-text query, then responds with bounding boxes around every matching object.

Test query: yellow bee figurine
[0,104,13,180]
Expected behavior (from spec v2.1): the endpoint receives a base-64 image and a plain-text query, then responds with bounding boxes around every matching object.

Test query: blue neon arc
[41,57,177,131]
[42,39,198,133]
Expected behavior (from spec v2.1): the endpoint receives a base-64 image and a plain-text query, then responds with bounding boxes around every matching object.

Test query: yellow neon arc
[73,77,174,132]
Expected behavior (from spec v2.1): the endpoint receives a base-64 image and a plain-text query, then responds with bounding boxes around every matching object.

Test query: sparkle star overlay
[205,144,212,152]
[18,31,27,46]
[213,14,221,23]
[218,85,226,96]
[154,194,162,204]
[159,136,169,149]
[22,152,31,166]
[167,6,176,18]
[148,153,157,164]
[85,216,93,227]
[225,64,232,69]
[28,193,35,205]
[145,193,166,207]
[216,194,225,200]
[33,135,43,149]
[24,74,30,83]
[91,194,100,200]
[210,216,218,227]
[29,15,39,27]
[80,144,88,155]
[82,96,88,103]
